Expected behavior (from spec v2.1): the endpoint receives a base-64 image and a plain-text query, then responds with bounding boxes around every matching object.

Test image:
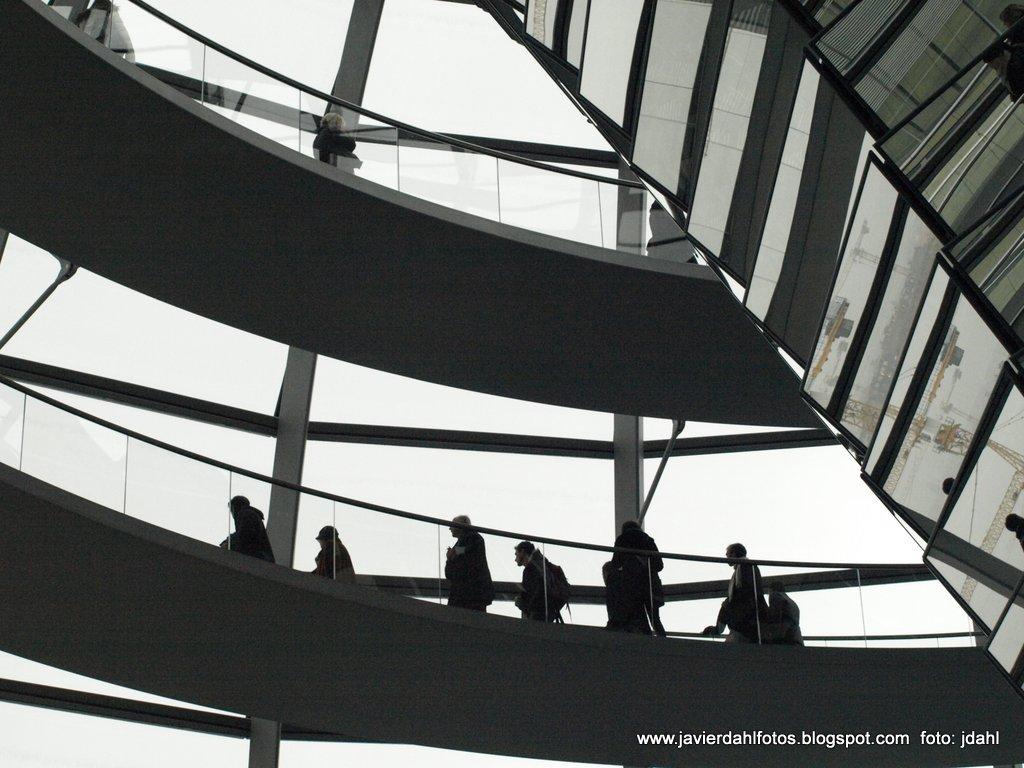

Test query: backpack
[545,561,571,615]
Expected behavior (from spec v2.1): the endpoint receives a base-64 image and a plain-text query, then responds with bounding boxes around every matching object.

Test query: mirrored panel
[864,269,950,475]
[688,0,772,254]
[880,293,1007,532]
[525,0,561,48]
[804,161,900,414]
[814,0,911,76]
[579,0,645,125]
[989,590,1024,680]
[0,383,25,469]
[838,209,939,444]
[631,0,714,197]
[745,61,820,320]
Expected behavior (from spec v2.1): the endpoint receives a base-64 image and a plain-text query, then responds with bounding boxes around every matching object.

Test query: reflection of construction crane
[808,298,852,385]
[841,323,1024,605]
[884,328,962,489]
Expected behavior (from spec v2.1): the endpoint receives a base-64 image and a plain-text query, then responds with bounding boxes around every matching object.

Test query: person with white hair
[444,515,494,612]
[313,111,357,167]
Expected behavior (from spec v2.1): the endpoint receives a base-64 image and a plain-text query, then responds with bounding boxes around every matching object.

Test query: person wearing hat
[312,525,355,582]
[444,515,494,612]
[219,495,275,563]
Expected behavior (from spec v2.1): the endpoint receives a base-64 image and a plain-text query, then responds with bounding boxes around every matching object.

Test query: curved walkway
[1,462,1023,767]
[0,0,814,427]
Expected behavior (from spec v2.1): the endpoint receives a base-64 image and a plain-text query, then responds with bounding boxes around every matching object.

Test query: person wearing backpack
[513,541,567,622]
[610,520,666,636]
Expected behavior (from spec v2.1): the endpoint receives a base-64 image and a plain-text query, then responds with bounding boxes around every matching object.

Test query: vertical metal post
[266,347,317,568]
[613,414,644,533]
[330,0,386,129]
[248,718,281,768]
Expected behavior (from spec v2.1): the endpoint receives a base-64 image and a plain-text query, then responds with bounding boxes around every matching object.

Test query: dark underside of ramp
[0,0,817,428]
[1,463,1023,767]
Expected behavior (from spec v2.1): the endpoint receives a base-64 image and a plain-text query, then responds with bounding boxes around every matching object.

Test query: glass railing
[44,0,656,257]
[0,375,954,647]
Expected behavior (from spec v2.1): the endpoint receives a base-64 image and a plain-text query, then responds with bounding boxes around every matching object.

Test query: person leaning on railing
[313,112,358,168]
[702,543,769,643]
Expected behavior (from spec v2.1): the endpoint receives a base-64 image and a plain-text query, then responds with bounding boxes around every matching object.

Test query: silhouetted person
[609,520,666,636]
[984,6,1024,100]
[444,515,494,612]
[1006,513,1024,552]
[312,525,355,582]
[313,112,358,168]
[220,496,275,563]
[514,541,561,622]
[765,580,804,646]
[702,543,769,643]
[941,476,955,495]
[603,560,650,633]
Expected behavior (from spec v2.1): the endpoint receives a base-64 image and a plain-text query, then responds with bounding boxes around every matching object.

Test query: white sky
[0,0,993,765]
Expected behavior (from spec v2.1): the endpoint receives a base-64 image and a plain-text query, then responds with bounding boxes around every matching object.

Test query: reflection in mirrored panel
[929,555,1012,631]
[959,190,1024,338]
[838,210,938,444]
[566,0,588,67]
[989,592,1024,679]
[881,294,1007,532]
[525,0,560,48]
[805,162,900,414]
[879,60,1004,182]
[578,0,645,125]
[814,0,910,76]
[854,0,1009,129]
[0,384,25,469]
[688,0,772,254]
[631,0,713,198]
[928,384,1024,630]
[20,397,127,512]
[745,61,819,320]
[864,270,949,475]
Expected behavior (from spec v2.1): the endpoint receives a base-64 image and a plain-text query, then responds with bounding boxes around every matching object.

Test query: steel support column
[330,0,385,126]
[248,718,282,768]
[266,347,317,567]
[613,414,644,532]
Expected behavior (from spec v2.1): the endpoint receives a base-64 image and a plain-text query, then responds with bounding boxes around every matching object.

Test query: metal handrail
[1,372,923,572]
[100,0,644,190]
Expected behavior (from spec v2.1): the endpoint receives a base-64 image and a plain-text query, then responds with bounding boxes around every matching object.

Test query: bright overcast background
[0,0,981,766]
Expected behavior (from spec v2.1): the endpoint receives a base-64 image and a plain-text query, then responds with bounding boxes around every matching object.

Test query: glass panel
[566,0,588,67]
[397,131,500,221]
[525,0,560,48]
[114,2,205,81]
[815,0,910,76]
[745,61,820,320]
[202,45,300,149]
[838,210,939,443]
[881,295,1007,532]
[815,0,857,25]
[989,593,1024,677]
[929,555,1012,630]
[865,269,949,474]
[928,384,1024,630]
[300,95,398,187]
[880,60,1003,180]
[923,93,1024,232]
[688,0,772,254]
[966,206,1024,338]
[804,164,900,412]
[20,397,127,511]
[496,160,602,246]
[123,438,232,544]
[631,0,714,196]
[579,0,645,125]
[0,384,24,469]
[855,0,1010,128]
